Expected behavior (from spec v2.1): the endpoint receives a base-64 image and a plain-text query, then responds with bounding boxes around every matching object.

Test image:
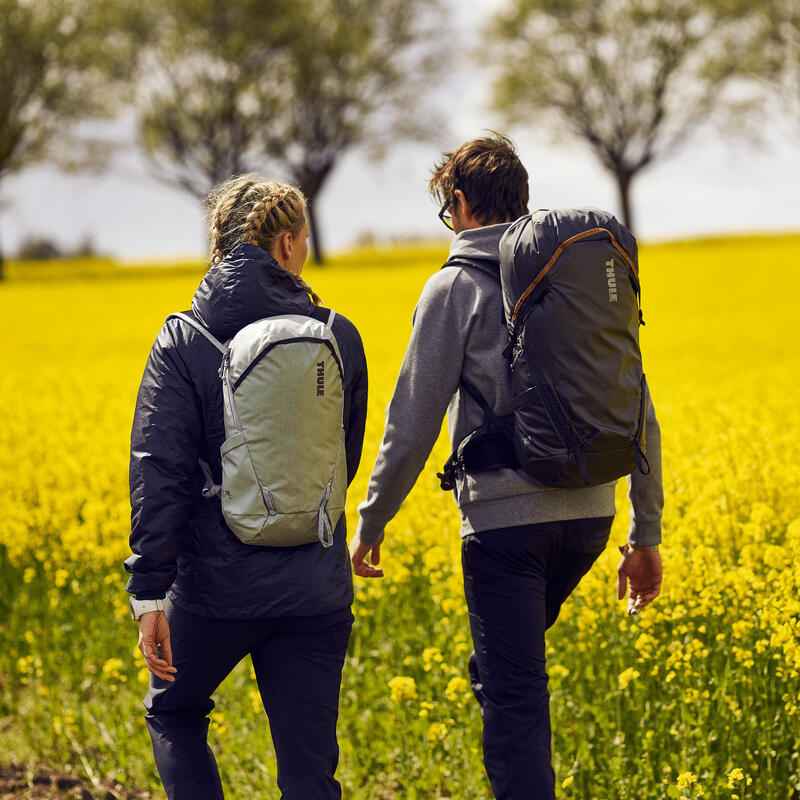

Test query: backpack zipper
[512,227,638,322]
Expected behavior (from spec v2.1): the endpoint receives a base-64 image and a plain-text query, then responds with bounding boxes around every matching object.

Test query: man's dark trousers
[462,516,615,800]
[143,597,353,800]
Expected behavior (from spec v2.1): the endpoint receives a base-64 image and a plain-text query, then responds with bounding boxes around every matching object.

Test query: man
[350,134,663,800]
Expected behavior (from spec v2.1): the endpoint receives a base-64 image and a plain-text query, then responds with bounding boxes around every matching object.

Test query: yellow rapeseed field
[1,234,799,799]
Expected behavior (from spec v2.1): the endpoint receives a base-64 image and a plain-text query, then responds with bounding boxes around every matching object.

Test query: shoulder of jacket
[330,311,363,346]
[329,311,365,371]
[422,262,492,306]
[419,265,467,301]
[154,314,215,376]
[155,314,185,349]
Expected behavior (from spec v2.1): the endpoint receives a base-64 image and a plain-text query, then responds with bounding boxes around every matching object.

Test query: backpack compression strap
[167,312,228,354]
[442,255,501,282]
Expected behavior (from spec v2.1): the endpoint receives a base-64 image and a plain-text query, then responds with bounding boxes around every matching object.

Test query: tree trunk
[306,200,325,265]
[614,168,635,233]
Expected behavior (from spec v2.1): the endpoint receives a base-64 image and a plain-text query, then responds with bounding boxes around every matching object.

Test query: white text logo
[605,259,618,302]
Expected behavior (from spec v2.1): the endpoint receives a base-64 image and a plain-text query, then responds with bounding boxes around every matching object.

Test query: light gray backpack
[168,308,347,548]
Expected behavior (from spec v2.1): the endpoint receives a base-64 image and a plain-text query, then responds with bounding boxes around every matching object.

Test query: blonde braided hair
[205,174,321,305]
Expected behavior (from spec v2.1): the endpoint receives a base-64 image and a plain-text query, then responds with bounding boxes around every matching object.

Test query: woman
[124,175,368,800]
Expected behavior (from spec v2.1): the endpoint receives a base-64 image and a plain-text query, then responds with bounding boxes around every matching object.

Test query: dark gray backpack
[439,208,649,491]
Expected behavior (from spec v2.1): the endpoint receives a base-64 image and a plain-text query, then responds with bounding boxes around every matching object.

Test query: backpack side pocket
[220,431,269,544]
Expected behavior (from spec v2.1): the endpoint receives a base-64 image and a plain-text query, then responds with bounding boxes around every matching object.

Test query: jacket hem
[458,485,617,536]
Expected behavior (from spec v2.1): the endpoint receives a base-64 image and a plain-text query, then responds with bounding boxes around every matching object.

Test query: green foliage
[749,0,800,130]
[486,0,764,230]
[0,0,149,274]
[138,0,443,261]
[0,0,148,180]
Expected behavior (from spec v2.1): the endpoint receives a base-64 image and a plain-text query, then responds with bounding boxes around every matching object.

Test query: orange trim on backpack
[511,227,638,321]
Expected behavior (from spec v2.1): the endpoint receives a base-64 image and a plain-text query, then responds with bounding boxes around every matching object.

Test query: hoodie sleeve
[356,270,465,547]
[626,380,664,547]
[124,321,202,599]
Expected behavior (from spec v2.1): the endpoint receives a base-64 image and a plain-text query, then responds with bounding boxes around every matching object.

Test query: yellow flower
[618,667,641,690]
[677,771,697,789]
[726,768,744,789]
[421,647,444,671]
[102,657,124,676]
[210,711,228,735]
[388,676,418,704]
[561,775,575,789]
[444,676,468,702]
[427,722,447,745]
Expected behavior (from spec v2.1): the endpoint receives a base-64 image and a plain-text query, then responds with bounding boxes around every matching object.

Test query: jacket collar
[191,242,314,339]
[446,222,513,280]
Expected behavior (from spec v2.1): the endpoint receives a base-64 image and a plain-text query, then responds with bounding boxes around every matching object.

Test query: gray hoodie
[356,223,663,547]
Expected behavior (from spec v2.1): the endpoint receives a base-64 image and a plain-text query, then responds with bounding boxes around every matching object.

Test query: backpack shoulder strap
[460,377,495,420]
[442,256,501,284]
[167,311,227,354]
[308,305,337,329]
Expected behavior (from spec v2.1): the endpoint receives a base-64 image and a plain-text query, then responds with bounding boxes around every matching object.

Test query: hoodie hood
[191,242,314,339]
[447,222,513,280]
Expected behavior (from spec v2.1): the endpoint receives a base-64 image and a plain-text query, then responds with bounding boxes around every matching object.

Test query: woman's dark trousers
[462,516,614,800]
[143,597,353,800]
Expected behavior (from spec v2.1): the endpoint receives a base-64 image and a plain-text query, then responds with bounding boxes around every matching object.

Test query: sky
[2,0,799,262]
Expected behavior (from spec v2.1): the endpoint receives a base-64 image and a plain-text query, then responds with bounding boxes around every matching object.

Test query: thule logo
[605,259,618,302]
[316,361,325,396]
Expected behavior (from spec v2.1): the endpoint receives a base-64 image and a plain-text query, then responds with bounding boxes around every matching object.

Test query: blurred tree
[139,0,440,263]
[487,0,761,233]
[16,236,63,261]
[0,0,147,279]
[754,0,800,130]
[137,0,298,198]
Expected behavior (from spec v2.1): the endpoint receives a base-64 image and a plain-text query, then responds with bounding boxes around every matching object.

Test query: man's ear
[455,188,479,223]
[454,189,469,216]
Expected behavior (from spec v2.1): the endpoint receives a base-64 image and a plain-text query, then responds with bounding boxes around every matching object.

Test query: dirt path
[0,764,154,800]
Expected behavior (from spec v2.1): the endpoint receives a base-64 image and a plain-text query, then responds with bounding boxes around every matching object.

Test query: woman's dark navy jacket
[124,243,368,619]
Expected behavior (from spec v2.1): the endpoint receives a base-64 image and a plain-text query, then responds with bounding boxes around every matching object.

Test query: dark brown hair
[428,133,529,225]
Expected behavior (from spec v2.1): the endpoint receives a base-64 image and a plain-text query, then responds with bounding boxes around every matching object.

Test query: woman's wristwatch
[129,597,165,620]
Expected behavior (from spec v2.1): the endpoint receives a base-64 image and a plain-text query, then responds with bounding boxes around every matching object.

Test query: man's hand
[138,610,177,681]
[349,537,384,578]
[617,545,662,615]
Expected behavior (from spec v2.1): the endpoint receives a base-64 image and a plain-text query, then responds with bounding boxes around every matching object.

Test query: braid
[209,205,226,266]
[297,276,322,306]
[207,177,257,265]
[243,192,280,247]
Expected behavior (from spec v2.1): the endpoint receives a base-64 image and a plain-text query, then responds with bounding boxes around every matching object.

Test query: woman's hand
[138,611,177,681]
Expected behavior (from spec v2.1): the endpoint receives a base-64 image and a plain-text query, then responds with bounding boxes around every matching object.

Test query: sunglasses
[438,202,454,231]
